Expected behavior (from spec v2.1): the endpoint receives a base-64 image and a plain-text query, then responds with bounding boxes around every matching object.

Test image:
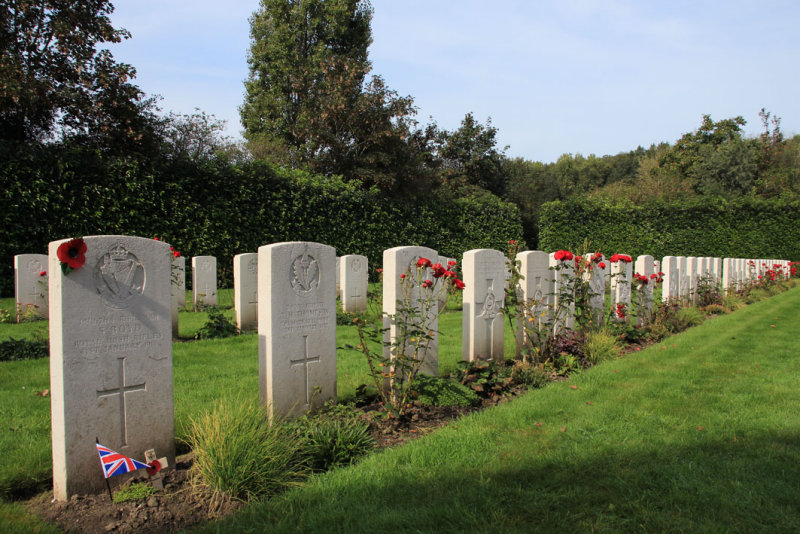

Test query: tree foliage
[0,0,158,150]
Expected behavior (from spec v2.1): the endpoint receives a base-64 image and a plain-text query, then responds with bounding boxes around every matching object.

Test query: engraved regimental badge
[291,253,320,293]
[95,243,145,308]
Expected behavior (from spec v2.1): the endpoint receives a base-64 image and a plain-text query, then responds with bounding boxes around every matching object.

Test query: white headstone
[258,242,336,418]
[677,256,689,299]
[610,255,633,322]
[462,249,505,362]
[14,253,49,320]
[192,256,217,308]
[634,255,655,326]
[661,256,679,302]
[234,253,258,331]
[49,236,174,500]
[340,254,369,313]
[383,246,439,376]
[516,251,553,356]
[687,257,698,301]
[549,252,575,333]
[586,254,607,326]
[336,257,341,299]
[170,255,185,338]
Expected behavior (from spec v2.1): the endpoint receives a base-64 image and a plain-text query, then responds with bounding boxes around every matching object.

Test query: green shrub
[538,197,800,261]
[411,375,480,407]
[112,482,155,503]
[583,330,623,366]
[194,308,238,340]
[703,304,726,315]
[0,338,49,362]
[187,399,308,501]
[298,418,375,472]
[450,360,512,398]
[510,362,551,388]
[676,306,705,330]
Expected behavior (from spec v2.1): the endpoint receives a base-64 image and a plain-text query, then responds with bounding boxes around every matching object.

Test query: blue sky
[110,0,799,163]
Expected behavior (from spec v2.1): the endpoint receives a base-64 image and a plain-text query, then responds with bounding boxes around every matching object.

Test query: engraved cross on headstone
[290,335,321,406]
[478,278,501,360]
[96,357,146,447]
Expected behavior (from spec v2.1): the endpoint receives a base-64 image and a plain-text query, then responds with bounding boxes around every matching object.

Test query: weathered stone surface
[234,253,258,331]
[49,236,174,500]
[382,246,439,376]
[14,253,49,320]
[258,242,336,418]
[462,249,505,362]
[340,254,368,313]
[586,254,606,325]
[687,257,698,301]
[191,256,217,309]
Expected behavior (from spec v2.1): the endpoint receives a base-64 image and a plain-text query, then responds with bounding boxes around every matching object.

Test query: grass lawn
[2,284,800,532]
[195,285,800,533]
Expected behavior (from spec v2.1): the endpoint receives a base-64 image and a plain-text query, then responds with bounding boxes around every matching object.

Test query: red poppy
[146,460,162,477]
[39,271,46,277]
[553,250,573,261]
[56,238,87,273]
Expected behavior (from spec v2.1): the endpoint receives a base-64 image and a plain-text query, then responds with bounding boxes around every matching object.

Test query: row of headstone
[41,235,794,500]
[660,256,791,302]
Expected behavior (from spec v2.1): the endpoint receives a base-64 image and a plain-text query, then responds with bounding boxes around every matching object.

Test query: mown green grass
[193,286,800,533]
[0,289,480,499]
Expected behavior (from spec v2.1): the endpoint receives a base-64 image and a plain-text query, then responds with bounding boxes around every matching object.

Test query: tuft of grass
[112,482,155,503]
[187,398,308,501]
[583,329,623,366]
[703,303,726,316]
[297,418,375,472]
[675,306,705,330]
[510,361,551,388]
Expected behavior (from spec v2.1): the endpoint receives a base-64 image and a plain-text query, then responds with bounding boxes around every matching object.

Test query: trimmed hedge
[538,197,800,260]
[0,143,523,295]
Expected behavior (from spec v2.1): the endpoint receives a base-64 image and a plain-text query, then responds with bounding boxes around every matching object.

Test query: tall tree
[0,0,157,149]
[241,0,372,167]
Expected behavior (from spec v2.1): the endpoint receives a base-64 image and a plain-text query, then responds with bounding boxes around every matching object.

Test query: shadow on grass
[204,430,800,533]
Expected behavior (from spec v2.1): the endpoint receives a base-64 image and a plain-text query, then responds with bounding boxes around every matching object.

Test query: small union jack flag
[96,442,149,479]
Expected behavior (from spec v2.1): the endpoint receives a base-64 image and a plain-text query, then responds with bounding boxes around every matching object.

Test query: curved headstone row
[39,236,792,500]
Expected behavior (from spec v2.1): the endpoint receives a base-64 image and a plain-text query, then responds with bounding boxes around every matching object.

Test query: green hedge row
[0,143,523,295]
[538,197,800,260]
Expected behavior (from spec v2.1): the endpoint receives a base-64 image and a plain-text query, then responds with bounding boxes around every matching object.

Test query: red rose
[400,273,406,280]
[377,268,383,273]
[447,260,457,267]
[416,258,432,269]
[598,262,607,269]
[650,273,658,279]
[453,279,465,291]
[173,251,181,258]
[618,254,632,263]
[553,250,573,261]
[56,238,87,272]
[39,271,46,277]
[422,280,433,288]
[153,237,160,241]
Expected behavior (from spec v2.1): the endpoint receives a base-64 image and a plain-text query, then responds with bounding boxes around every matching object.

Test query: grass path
[197,286,800,533]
